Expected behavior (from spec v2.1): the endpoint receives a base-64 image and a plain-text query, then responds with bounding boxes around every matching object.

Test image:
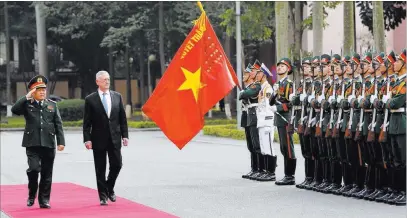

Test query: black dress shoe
[27,198,35,207]
[39,202,51,209]
[242,170,255,179]
[100,199,108,206]
[394,195,406,206]
[108,193,116,202]
[275,176,295,185]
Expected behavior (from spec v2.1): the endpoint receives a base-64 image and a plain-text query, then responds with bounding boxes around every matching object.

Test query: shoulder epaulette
[46,99,56,103]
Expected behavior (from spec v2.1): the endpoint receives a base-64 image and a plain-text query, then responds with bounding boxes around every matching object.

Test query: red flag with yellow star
[142,4,239,150]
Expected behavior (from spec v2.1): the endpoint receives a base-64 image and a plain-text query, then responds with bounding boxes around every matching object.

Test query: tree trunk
[275,2,289,64]
[312,2,323,55]
[372,1,385,53]
[158,1,166,76]
[109,46,115,91]
[343,2,355,56]
[138,48,145,106]
[294,1,302,87]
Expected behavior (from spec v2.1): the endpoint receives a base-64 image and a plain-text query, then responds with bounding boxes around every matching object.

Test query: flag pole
[197,1,205,13]
[236,1,242,129]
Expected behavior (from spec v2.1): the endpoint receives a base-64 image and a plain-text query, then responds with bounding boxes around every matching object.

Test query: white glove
[301,116,308,123]
[382,95,390,103]
[310,117,317,127]
[370,95,377,103]
[317,95,325,103]
[270,105,277,112]
[300,93,307,101]
[328,96,335,104]
[289,93,295,101]
[264,126,272,134]
[308,95,315,102]
[273,84,279,91]
[337,95,344,103]
[347,94,355,102]
[357,95,363,104]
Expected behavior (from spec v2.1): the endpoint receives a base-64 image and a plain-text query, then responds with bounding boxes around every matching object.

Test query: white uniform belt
[314,109,321,112]
[390,108,405,113]
[364,109,372,112]
[294,106,302,110]
[343,109,350,113]
[248,103,258,108]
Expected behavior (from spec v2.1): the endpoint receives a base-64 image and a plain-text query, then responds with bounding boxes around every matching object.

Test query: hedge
[203,124,301,144]
[57,99,85,121]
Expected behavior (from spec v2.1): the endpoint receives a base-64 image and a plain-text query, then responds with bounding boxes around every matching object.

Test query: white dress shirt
[98,89,112,118]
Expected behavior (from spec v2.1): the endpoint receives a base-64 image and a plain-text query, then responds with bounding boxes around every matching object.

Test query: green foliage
[57,99,85,121]
[220,1,275,41]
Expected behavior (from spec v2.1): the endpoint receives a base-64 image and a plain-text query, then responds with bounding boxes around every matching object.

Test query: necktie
[102,93,108,114]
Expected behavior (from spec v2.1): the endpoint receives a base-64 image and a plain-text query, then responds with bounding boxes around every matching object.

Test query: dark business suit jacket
[83,91,128,150]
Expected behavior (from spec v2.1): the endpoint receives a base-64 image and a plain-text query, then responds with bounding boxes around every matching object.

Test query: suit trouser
[26,147,55,203]
[258,127,275,156]
[345,131,365,188]
[93,143,123,200]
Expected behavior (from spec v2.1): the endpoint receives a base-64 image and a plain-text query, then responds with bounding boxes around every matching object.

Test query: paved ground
[1,131,405,218]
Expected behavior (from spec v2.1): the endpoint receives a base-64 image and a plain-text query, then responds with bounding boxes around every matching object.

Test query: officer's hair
[96,71,110,80]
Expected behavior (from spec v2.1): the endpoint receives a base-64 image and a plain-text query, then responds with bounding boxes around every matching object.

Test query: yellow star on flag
[178,67,206,102]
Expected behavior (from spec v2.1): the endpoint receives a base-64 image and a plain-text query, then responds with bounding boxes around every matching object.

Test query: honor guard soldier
[353,52,376,198]
[241,63,258,179]
[11,75,65,209]
[313,54,333,192]
[364,52,392,201]
[343,53,364,197]
[332,55,355,195]
[293,57,315,189]
[381,49,406,205]
[303,56,323,190]
[323,54,343,194]
[374,52,398,203]
[239,60,263,181]
[269,57,296,185]
[255,63,277,182]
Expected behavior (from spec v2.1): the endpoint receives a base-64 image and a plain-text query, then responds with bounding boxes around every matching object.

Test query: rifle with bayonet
[332,63,346,138]
[355,63,366,141]
[288,54,299,134]
[315,56,325,137]
[325,63,336,138]
[297,52,307,134]
[345,61,356,139]
[367,61,379,142]
[379,61,391,143]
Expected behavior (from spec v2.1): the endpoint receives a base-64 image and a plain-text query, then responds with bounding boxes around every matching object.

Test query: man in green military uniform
[239,61,263,181]
[353,52,376,198]
[269,57,296,185]
[381,49,406,205]
[292,57,314,189]
[11,75,65,209]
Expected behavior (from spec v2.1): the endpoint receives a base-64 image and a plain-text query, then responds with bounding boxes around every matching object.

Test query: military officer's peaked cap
[387,50,397,64]
[351,53,361,65]
[332,54,341,64]
[28,75,48,90]
[320,54,331,64]
[302,57,312,65]
[277,57,293,74]
[362,52,373,64]
[342,55,351,64]
[251,60,261,70]
[397,48,406,62]
[374,52,385,64]
[312,56,320,64]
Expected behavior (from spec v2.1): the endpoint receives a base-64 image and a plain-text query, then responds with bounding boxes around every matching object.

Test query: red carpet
[0,183,178,218]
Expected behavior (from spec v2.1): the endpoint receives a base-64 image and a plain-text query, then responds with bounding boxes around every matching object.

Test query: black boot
[305,159,322,190]
[316,159,331,192]
[249,153,264,180]
[338,164,354,195]
[27,171,39,207]
[323,161,341,193]
[264,155,277,181]
[275,158,296,185]
[365,167,382,200]
[242,152,257,179]
[257,155,275,182]
[386,167,405,205]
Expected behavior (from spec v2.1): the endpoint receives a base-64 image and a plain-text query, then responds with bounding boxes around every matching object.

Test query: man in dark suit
[83,70,129,206]
[11,75,65,209]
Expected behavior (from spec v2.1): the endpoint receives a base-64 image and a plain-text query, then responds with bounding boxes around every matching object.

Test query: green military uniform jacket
[309,80,323,126]
[292,79,311,128]
[239,82,261,127]
[321,81,333,132]
[349,78,362,132]
[330,81,342,127]
[11,96,65,148]
[270,77,293,127]
[359,77,375,135]
[386,77,406,135]
[340,78,352,132]
[372,78,392,133]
